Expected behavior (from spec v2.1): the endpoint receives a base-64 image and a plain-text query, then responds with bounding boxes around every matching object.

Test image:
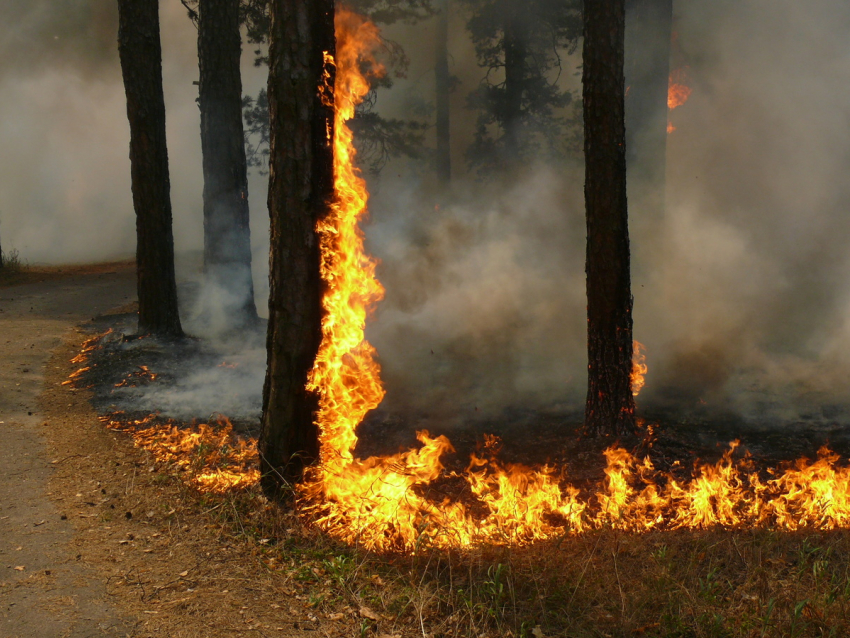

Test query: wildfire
[114,365,158,388]
[69,9,850,552]
[294,9,850,551]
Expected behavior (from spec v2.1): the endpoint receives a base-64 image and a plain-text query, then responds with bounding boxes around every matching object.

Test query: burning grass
[59,325,850,636]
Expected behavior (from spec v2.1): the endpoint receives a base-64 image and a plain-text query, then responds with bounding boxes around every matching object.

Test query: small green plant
[0,247,22,274]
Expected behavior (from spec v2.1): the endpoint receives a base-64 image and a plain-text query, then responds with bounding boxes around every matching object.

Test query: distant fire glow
[668,68,692,110]
[667,67,692,134]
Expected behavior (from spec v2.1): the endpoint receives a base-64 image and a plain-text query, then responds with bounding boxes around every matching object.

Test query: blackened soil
[73,309,850,487]
[75,311,266,438]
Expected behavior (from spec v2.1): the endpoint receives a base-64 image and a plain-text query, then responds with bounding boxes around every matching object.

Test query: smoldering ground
[7,0,850,435]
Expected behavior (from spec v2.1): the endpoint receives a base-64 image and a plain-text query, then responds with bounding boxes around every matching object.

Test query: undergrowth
[170,460,850,637]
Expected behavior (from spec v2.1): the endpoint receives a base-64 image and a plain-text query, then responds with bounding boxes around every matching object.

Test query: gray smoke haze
[5,0,850,429]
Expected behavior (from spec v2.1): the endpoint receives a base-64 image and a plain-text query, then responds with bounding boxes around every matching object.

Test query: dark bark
[502,9,526,158]
[435,0,451,185]
[117,0,184,338]
[259,0,335,495]
[198,0,259,324]
[582,0,636,436]
[625,0,673,223]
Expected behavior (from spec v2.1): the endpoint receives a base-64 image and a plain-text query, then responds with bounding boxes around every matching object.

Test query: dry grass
[44,328,850,638]
[0,257,134,288]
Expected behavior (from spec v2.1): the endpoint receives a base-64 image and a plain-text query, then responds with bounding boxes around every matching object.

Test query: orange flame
[102,414,259,493]
[667,67,691,135]
[631,341,648,397]
[668,68,692,110]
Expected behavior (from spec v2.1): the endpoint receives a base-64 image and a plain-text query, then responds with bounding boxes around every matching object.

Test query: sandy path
[0,264,137,637]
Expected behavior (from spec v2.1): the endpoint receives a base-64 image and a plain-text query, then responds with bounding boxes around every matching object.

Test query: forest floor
[0,264,327,638]
[5,263,850,638]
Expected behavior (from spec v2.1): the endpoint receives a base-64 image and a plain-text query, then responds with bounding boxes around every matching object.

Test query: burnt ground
[70,290,850,503]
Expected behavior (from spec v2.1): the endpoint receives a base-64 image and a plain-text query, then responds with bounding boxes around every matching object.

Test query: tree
[461,0,582,173]
[435,0,451,185]
[234,0,432,177]
[197,0,259,326]
[582,0,636,436]
[117,0,183,338]
[625,0,673,227]
[259,0,335,495]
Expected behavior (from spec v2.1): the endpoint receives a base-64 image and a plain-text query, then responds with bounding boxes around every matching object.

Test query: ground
[0,265,328,638]
[5,264,850,638]
[0,263,137,637]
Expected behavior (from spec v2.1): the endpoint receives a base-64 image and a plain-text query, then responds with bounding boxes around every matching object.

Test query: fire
[667,67,691,134]
[667,68,692,110]
[295,8,850,551]
[68,9,850,551]
[102,414,259,493]
[631,341,648,397]
[114,365,158,388]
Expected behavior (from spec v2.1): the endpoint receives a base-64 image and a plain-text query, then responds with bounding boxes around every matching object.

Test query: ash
[80,284,266,438]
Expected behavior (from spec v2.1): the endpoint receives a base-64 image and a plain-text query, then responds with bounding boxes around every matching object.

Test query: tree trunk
[502,7,526,160]
[259,0,335,495]
[198,0,259,325]
[582,0,636,437]
[435,0,451,186]
[625,0,673,224]
[117,0,183,338]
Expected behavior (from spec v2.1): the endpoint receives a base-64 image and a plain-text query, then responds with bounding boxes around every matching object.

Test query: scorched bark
[117,0,183,338]
[259,0,335,494]
[582,0,637,436]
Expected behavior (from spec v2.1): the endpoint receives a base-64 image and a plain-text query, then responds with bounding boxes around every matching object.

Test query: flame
[114,365,158,388]
[102,414,259,493]
[667,68,692,110]
[667,67,691,134]
[66,10,850,551]
[631,341,648,397]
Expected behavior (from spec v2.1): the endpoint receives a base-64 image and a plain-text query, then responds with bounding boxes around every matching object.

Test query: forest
[3,1,850,636]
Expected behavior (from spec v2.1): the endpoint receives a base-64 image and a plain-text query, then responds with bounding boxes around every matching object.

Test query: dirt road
[0,264,136,637]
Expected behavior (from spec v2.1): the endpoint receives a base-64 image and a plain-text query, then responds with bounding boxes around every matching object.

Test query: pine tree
[259,0,335,494]
[582,0,636,436]
[117,0,183,338]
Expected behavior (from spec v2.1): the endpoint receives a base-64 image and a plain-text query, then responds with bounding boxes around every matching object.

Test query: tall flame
[289,8,850,552]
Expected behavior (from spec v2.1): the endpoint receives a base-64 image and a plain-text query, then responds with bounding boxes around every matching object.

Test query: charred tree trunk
[198,0,259,325]
[259,0,335,495]
[117,0,183,338]
[435,0,451,186]
[503,9,526,160]
[582,0,636,436]
[625,0,673,223]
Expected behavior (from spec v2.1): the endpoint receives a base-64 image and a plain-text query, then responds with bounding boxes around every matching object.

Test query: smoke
[362,0,850,429]
[7,0,850,430]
